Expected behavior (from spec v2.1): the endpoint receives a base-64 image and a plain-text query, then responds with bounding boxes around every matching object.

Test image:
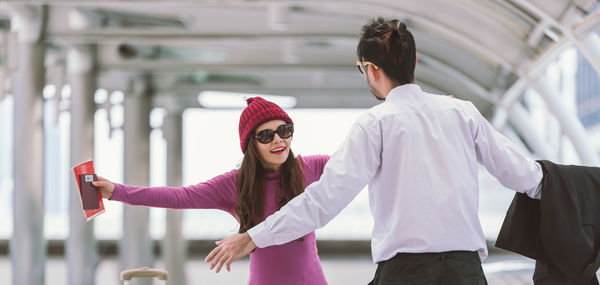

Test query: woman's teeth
[271,147,285,153]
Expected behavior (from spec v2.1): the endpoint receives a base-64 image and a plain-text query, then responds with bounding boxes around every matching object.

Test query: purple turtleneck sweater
[111,155,330,285]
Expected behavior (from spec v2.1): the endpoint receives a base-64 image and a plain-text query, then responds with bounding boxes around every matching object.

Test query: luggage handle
[120,267,168,281]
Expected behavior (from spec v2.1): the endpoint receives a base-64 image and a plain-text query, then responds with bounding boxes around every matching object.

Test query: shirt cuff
[247,222,270,248]
[527,162,544,200]
[532,182,542,200]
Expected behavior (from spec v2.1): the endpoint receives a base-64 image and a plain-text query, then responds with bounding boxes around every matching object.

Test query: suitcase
[120,267,168,285]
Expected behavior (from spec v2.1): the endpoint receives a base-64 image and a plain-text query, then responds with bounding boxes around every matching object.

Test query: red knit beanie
[239,97,293,153]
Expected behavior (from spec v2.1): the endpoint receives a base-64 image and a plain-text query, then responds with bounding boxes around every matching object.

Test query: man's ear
[368,64,379,80]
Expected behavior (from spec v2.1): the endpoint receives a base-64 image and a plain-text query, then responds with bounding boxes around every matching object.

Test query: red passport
[73,160,105,221]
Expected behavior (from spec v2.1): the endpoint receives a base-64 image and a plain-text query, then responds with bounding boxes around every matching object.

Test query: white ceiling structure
[4,0,600,115]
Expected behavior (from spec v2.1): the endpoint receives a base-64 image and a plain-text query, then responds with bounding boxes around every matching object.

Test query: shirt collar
[385,84,423,103]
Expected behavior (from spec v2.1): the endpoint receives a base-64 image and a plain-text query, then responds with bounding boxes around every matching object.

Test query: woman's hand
[92,176,116,199]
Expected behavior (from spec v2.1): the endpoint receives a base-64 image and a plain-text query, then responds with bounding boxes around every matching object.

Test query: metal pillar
[162,106,187,285]
[574,33,600,79]
[121,76,153,285]
[10,5,46,285]
[67,44,98,285]
[490,80,528,130]
[507,103,557,160]
[530,76,600,166]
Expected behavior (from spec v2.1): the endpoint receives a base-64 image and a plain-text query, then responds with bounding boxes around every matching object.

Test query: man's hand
[205,232,256,273]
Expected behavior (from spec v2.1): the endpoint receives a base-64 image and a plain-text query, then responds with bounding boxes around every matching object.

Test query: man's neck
[380,81,401,99]
[376,77,415,100]
[382,82,417,99]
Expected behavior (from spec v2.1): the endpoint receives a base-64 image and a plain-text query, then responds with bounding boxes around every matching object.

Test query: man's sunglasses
[356,60,379,74]
[254,124,294,144]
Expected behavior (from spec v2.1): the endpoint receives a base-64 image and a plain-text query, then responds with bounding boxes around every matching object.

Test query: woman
[93,97,329,285]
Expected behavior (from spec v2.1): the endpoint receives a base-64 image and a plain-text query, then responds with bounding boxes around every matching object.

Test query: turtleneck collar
[263,170,281,181]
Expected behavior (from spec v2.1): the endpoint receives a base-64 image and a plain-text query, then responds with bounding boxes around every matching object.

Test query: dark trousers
[368,251,487,285]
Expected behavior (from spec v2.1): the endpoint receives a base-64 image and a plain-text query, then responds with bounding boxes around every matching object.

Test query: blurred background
[2,0,600,284]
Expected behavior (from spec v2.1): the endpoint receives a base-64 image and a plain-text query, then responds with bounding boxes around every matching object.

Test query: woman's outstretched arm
[92,170,238,212]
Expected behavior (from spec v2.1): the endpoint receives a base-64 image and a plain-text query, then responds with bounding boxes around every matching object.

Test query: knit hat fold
[238,97,293,153]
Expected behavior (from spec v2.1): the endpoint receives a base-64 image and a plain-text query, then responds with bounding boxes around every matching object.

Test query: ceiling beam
[98,61,355,72]
[153,89,377,109]
[417,52,495,103]
[48,31,358,44]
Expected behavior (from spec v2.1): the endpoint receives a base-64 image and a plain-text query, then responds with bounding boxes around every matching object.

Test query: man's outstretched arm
[205,232,256,273]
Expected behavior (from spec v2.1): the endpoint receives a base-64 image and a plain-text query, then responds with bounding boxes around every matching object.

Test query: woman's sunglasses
[254,124,294,144]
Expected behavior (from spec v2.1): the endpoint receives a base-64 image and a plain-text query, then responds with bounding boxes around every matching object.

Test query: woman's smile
[271,146,286,154]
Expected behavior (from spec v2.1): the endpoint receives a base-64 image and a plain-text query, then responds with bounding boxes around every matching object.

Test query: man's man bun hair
[356,17,416,85]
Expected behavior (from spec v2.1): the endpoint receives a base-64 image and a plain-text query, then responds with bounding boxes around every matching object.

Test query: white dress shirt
[248,84,543,263]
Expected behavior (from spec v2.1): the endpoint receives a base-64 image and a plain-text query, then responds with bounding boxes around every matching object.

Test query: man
[206,17,543,284]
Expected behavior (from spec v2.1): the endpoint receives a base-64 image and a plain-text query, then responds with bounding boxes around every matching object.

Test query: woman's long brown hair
[235,138,305,234]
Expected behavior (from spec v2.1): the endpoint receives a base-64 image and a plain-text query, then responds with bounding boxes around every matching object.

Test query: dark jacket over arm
[495,160,600,284]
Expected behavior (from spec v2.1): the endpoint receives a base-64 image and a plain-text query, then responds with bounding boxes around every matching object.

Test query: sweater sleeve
[111,169,238,213]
